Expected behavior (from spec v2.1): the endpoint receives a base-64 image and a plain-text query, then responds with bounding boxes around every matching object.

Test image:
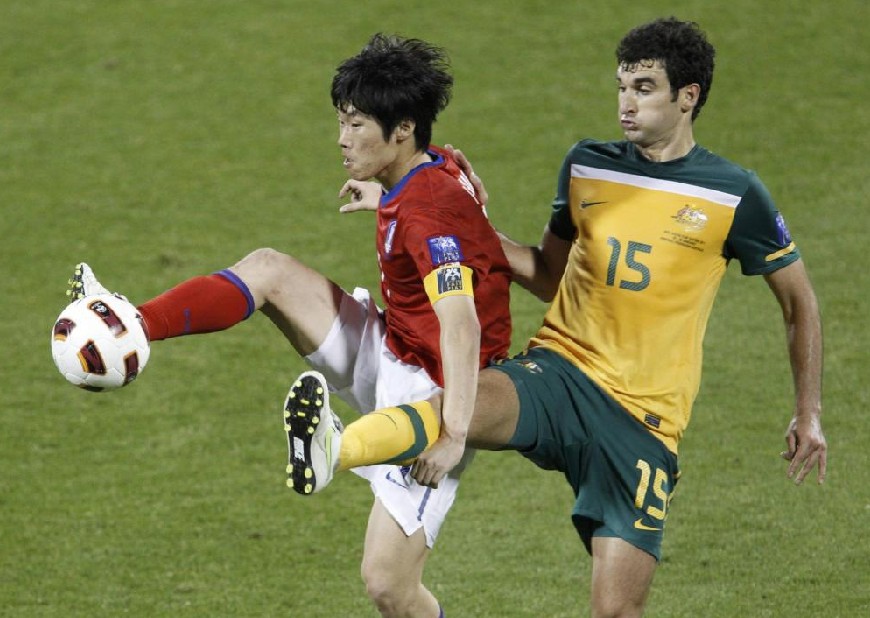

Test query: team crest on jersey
[672,205,708,232]
[427,235,464,265]
[384,220,397,254]
[775,213,792,246]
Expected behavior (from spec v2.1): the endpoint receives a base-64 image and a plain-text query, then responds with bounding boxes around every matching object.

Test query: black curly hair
[331,33,453,150]
[616,17,715,120]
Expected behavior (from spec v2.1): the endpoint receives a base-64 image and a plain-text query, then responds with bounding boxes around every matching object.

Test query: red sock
[137,270,255,341]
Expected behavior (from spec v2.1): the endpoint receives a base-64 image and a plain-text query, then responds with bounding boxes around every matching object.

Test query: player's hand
[445,144,488,207]
[411,433,466,489]
[781,414,827,484]
[339,180,381,213]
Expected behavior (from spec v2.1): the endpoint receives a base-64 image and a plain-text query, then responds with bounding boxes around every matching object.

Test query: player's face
[337,107,399,185]
[616,60,687,151]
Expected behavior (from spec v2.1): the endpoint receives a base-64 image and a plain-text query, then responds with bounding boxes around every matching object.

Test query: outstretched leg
[72,248,345,355]
[299,367,522,482]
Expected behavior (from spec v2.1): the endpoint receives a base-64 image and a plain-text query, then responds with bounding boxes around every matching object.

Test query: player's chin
[622,128,643,143]
[346,169,371,183]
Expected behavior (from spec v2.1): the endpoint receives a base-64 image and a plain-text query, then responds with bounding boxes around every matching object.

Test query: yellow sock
[337,401,440,471]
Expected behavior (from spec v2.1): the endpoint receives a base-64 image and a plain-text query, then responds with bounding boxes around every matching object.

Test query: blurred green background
[2,1,867,616]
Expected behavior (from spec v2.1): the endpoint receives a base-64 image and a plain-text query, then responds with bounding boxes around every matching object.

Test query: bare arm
[411,294,480,487]
[764,259,826,484]
[499,228,571,302]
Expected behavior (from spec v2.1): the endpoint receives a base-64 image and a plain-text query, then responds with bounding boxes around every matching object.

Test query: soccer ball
[51,294,151,391]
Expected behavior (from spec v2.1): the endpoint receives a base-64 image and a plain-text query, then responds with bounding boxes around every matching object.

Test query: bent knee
[235,247,293,273]
[230,248,299,300]
[361,569,409,615]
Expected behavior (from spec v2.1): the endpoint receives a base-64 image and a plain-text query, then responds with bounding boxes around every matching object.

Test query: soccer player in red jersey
[68,34,511,618]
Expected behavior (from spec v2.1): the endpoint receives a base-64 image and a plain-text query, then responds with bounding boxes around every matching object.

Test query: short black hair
[331,33,453,149]
[616,17,715,120]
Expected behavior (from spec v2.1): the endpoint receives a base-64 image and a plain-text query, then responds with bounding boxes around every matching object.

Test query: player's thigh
[466,368,520,449]
[230,248,345,355]
[590,536,656,618]
[361,498,429,585]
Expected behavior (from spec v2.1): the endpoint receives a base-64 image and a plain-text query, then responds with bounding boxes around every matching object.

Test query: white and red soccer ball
[51,294,150,391]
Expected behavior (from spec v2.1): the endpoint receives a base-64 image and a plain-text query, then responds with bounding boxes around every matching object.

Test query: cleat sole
[283,374,326,495]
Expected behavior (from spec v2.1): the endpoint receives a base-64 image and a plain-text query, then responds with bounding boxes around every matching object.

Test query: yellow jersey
[530,140,799,453]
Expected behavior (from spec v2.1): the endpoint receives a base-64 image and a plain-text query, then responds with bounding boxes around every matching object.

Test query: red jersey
[376,145,512,386]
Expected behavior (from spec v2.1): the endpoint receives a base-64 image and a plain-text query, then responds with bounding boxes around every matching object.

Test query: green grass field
[2,1,868,616]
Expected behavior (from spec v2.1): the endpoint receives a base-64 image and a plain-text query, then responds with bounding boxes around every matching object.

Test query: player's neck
[380,148,432,189]
[636,126,696,162]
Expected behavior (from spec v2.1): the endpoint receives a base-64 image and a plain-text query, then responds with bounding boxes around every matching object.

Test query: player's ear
[394,119,416,143]
[680,83,700,114]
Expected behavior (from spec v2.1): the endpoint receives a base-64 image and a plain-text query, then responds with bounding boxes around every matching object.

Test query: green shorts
[491,347,680,560]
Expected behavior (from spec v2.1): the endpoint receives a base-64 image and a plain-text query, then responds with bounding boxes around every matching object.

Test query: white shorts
[305,287,473,548]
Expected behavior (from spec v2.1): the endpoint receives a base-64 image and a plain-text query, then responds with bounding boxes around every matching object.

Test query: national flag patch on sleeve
[426,235,464,265]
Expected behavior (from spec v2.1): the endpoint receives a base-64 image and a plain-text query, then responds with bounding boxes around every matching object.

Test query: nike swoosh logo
[580,200,608,209]
[370,412,398,428]
[633,518,662,532]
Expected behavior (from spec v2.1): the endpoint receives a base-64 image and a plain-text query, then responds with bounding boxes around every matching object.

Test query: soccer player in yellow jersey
[290,17,827,616]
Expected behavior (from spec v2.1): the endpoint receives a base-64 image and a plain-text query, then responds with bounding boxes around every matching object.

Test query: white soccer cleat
[67,262,124,301]
[283,370,342,495]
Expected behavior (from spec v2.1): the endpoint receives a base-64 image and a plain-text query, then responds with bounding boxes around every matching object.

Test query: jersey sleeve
[724,172,801,275]
[547,145,578,241]
[401,204,477,302]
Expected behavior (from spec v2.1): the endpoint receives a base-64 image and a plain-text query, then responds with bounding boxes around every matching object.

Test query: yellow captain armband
[423,263,475,303]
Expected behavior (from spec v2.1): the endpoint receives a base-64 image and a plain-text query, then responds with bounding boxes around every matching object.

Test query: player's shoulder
[420,145,465,185]
[561,139,641,174]
[399,146,477,210]
[402,146,457,185]
[684,146,770,199]
[689,146,755,179]
[385,148,457,204]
